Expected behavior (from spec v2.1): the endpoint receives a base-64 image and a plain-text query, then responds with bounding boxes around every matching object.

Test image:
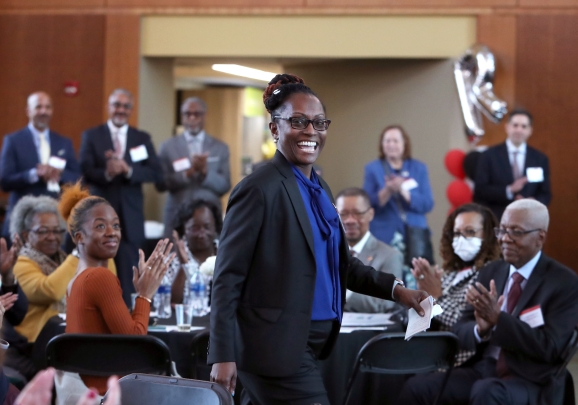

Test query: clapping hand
[466,280,504,338]
[385,174,405,193]
[172,230,189,265]
[192,153,208,176]
[1,235,22,284]
[105,150,130,176]
[132,239,176,300]
[411,257,443,299]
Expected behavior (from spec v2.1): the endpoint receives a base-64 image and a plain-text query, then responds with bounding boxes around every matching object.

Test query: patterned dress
[435,267,478,366]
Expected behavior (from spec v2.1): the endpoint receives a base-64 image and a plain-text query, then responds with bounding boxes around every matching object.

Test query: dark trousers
[396,358,541,405]
[238,320,334,405]
[114,237,139,307]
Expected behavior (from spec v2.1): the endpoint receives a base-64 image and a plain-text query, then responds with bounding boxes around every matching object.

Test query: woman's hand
[132,239,176,300]
[210,362,237,395]
[1,235,22,284]
[385,175,405,193]
[411,257,443,299]
[75,376,121,405]
[0,292,18,312]
[14,368,55,405]
[172,230,189,265]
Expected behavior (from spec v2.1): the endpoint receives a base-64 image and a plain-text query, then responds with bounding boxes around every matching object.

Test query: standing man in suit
[336,187,404,313]
[79,88,161,305]
[397,199,578,405]
[474,109,551,220]
[156,97,230,237]
[0,92,80,240]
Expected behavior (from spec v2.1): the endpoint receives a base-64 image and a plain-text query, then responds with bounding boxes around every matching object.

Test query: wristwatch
[392,278,405,301]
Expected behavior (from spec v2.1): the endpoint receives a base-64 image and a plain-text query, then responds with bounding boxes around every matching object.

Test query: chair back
[111,373,233,405]
[190,330,211,380]
[46,334,172,376]
[342,332,458,405]
[555,326,578,379]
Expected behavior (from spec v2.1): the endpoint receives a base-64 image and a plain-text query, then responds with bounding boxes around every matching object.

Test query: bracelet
[136,295,152,303]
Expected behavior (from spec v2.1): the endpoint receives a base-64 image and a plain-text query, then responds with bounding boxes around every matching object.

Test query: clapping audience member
[397,199,578,405]
[363,125,434,265]
[61,181,174,399]
[156,97,231,238]
[14,368,120,405]
[168,199,222,304]
[8,196,116,381]
[336,188,404,313]
[0,235,32,383]
[0,92,81,241]
[79,88,162,306]
[411,203,500,366]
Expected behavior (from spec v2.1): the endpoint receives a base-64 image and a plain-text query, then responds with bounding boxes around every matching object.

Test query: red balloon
[444,149,466,179]
[446,180,473,207]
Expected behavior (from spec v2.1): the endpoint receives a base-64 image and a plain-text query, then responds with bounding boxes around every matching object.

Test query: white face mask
[452,236,482,262]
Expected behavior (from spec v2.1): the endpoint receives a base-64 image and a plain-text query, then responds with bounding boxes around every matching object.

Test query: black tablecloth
[36,315,406,405]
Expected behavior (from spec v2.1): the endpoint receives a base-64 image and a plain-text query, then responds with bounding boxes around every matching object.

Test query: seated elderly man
[396,199,578,405]
[336,188,403,313]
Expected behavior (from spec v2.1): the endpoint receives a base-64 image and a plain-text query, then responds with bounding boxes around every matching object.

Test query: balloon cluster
[444,149,473,214]
[454,44,508,142]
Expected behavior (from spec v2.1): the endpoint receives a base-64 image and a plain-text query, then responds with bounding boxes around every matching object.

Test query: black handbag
[381,159,434,266]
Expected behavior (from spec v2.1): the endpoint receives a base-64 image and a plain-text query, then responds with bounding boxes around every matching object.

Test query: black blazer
[474,142,551,219]
[79,124,161,245]
[208,151,396,377]
[453,255,578,405]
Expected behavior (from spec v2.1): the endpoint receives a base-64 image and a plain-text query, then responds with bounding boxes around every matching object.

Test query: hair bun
[59,181,91,222]
[263,74,305,112]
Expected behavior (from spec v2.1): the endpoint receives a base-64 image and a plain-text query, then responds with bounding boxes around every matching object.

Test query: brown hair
[440,203,501,271]
[58,181,110,241]
[378,125,412,160]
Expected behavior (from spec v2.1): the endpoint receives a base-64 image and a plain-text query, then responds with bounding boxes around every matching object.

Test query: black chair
[108,373,233,405]
[553,326,578,405]
[190,329,211,380]
[342,332,459,405]
[46,334,172,376]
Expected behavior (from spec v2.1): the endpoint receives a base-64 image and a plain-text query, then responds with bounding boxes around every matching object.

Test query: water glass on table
[175,303,193,331]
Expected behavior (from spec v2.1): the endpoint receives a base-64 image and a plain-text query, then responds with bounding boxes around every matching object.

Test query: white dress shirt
[184,130,205,156]
[505,139,527,199]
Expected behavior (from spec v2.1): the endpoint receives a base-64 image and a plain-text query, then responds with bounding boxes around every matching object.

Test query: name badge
[526,167,544,183]
[401,178,418,191]
[48,156,66,170]
[519,305,545,328]
[172,157,191,172]
[129,145,149,162]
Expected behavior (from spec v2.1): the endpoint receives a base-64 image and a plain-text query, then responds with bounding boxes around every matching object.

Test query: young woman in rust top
[59,181,174,396]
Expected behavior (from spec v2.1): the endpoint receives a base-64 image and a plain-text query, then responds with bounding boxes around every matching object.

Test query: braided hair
[262,74,322,115]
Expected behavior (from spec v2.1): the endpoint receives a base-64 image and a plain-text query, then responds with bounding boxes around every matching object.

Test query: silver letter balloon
[454,44,508,140]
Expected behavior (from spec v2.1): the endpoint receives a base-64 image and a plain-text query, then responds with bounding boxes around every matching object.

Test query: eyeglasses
[110,102,132,110]
[338,208,370,220]
[182,111,205,118]
[30,228,66,237]
[452,229,482,239]
[273,116,331,131]
[494,227,542,240]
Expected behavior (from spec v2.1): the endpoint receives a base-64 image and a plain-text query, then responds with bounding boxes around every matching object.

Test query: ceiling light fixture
[211,64,276,82]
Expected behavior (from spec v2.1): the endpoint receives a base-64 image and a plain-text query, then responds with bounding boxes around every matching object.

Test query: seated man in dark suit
[396,199,578,405]
[474,108,551,220]
[0,92,80,240]
[79,88,162,305]
[336,187,404,313]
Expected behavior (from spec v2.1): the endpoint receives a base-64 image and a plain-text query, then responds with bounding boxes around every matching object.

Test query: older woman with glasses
[9,196,116,347]
[410,203,500,366]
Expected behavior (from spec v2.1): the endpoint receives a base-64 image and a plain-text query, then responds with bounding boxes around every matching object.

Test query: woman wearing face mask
[411,203,500,365]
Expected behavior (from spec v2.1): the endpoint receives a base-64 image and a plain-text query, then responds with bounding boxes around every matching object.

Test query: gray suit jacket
[344,233,404,313]
[157,133,231,236]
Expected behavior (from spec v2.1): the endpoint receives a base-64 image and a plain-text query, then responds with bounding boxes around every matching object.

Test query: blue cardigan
[363,158,434,245]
